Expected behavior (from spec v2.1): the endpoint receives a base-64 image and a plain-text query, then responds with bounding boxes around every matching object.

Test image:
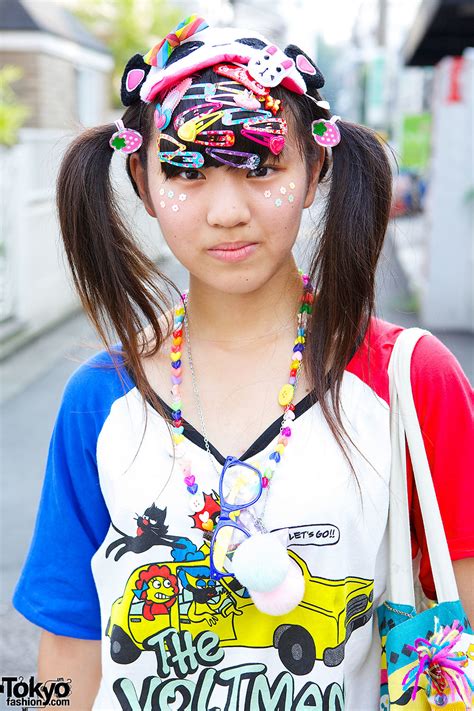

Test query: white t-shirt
[13,317,474,710]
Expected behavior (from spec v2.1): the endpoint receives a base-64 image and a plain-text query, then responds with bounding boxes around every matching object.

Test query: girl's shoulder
[60,343,135,416]
[346,316,472,408]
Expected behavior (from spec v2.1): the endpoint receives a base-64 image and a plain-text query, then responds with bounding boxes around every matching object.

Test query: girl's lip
[209,241,257,250]
[207,243,259,262]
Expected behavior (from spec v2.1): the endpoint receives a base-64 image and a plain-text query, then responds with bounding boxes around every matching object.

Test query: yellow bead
[290,360,300,370]
[275,443,285,454]
[278,383,294,406]
[175,307,185,316]
[173,434,184,443]
[170,352,181,362]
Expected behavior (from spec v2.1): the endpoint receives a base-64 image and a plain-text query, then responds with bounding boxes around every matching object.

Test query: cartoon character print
[189,490,221,535]
[133,564,179,621]
[105,503,186,561]
[247,44,295,87]
[177,565,243,628]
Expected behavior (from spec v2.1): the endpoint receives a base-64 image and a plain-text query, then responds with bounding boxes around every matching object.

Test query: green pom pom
[111,135,126,149]
[312,122,327,137]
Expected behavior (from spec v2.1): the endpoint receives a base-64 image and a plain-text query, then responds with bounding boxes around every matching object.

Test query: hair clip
[205,147,260,169]
[194,130,235,147]
[214,64,270,99]
[182,83,217,100]
[109,120,143,154]
[154,77,193,130]
[263,95,282,115]
[174,102,222,129]
[156,134,205,168]
[177,110,225,142]
[157,134,187,152]
[242,117,288,135]
[222,108,272,126]
[240,129,285,155]
[311,116,341,148]
[158,152,205,168]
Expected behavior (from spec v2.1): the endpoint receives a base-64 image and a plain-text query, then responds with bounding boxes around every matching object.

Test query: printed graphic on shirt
[105,538,374,669]
[105,504,187,561]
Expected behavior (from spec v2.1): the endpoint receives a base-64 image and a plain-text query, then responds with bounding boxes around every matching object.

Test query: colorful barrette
[182,83,217,100]
[242,117,288,135]
[156,134,205,168]
[311,116,341,148]
[154,77,193,130]
[205,148,260,169]
[177,110,225,142]
[221,108,272,126]
[144,15,208,68]
[109,120,143,154]
[157,150,205,168]
[174,102,222,129]
[263,95,282,115]
[240,129,285,155]
[194,130,235,147]
[214,64,270,98]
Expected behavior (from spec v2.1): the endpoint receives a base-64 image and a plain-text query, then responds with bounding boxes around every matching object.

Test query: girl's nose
[206,179,251,229]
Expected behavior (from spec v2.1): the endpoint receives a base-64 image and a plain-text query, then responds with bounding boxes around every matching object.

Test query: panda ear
[284,44,325,90]
[121,54,151,106]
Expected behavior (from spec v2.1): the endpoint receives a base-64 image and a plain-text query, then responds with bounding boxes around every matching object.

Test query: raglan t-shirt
[12,316,474,711]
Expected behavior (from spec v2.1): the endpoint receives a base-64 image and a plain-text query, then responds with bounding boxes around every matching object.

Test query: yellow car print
[106,540,374,674]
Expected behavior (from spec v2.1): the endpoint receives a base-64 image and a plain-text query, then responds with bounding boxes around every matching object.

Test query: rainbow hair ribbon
[144,15,208,68]
[402,618,473,705]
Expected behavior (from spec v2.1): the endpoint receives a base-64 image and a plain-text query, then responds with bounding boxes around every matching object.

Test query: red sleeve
[407,333,474,600]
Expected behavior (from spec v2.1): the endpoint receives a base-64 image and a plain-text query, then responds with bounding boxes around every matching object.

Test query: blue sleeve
[12,349,130,639]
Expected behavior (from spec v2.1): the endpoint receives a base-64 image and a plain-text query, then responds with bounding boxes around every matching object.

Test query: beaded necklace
[168,268,313,531]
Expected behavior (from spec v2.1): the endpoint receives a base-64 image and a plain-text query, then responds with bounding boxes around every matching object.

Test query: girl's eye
[177,169,204,180]
[247,166,275,178]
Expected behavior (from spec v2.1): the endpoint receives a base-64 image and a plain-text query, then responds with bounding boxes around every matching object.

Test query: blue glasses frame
[209,455,263,581]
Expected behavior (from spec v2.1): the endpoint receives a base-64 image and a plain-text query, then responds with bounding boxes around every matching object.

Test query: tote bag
[378,327,474,709]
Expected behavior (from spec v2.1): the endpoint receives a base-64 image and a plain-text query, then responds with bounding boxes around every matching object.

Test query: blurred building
[0,0,112,128]
[0,0,113,358]
[401,0,474,332]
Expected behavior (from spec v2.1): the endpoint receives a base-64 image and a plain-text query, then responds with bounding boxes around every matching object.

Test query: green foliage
[0,66,30,147]
[72,0,181,106]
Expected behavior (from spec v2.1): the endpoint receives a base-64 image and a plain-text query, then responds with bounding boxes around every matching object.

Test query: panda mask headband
[115,15,341,155]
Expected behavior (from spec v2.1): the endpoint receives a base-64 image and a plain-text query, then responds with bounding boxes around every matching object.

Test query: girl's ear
[303,145,325,208]
[129,153,157,218]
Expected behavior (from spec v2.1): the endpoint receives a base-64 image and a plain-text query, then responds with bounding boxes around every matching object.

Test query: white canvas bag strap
[387,327,459,604]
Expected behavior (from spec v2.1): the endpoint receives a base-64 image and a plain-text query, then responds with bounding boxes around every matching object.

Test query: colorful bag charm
[311,116,341,148]
[379,328,474,709]
[109,120,143,154]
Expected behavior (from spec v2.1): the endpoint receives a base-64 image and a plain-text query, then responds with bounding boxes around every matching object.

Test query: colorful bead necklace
[168,268,313,531]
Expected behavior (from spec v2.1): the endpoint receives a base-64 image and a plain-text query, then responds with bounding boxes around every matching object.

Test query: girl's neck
[185,260,305,352]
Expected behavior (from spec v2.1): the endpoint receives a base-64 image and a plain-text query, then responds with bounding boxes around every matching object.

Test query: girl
[12,16,473,711]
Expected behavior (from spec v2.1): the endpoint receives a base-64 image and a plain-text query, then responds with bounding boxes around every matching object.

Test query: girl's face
[132,123,323,294]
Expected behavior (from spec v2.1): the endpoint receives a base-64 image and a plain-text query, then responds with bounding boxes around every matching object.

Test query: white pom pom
[249,559,305,616]
[232,532,290,592]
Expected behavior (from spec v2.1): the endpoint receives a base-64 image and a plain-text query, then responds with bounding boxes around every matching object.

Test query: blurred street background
[1,0,473,683]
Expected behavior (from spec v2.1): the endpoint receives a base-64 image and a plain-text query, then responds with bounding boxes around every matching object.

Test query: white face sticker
[266,182,296,206]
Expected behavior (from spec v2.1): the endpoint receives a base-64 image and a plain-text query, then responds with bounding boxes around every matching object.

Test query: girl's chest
[142,335,313,458]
